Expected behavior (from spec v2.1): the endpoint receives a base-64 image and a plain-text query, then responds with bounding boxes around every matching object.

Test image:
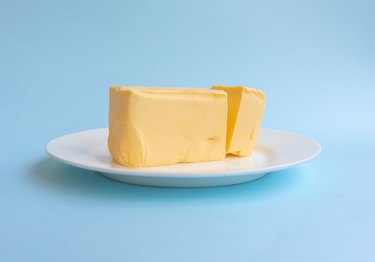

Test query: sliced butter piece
[211,85,266,156]
[108,86,227,167]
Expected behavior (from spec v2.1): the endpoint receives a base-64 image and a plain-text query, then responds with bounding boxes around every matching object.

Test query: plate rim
[45,128,321,178]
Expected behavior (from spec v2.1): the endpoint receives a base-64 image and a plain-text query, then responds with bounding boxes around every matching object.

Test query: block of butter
[108,86,228,167]
[212,85,266,157]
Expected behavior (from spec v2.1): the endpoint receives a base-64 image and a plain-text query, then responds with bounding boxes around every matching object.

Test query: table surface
[1,0,374,261]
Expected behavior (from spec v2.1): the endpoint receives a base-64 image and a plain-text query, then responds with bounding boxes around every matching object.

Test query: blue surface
[1,0,374,261]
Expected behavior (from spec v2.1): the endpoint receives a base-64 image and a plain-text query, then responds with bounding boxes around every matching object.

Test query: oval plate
[46,128,321,187]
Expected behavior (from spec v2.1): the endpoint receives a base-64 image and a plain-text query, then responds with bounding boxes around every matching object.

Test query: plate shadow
[32,158,307,203]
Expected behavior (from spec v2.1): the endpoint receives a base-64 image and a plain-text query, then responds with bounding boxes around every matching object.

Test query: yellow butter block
[212,85,266,156]
[108,86,227,167]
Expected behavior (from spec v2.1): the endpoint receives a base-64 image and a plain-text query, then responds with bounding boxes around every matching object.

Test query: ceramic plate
[45,128,321,187]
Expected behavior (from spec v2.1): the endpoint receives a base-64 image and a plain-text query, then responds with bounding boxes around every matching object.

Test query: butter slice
[108,86,227,167]
[211,85,266,156]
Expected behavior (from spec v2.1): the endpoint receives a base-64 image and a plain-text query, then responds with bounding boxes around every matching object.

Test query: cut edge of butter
[211,84,266,157]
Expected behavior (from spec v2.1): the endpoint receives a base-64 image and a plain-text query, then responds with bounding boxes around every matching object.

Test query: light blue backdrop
[1,0,374,261]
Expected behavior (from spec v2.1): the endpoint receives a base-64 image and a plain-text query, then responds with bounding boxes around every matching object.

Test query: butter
[108,86,227,167]
[212,85,266,156]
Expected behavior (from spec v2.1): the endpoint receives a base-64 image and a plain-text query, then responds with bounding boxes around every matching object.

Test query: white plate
[46,128,321,187]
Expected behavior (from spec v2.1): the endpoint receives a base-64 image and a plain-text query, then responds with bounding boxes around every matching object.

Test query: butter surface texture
[212,85,266,156]
[108,86,227,167]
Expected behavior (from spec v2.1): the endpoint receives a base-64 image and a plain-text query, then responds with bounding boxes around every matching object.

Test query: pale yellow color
[212,85,266,156]
[108,86,228,167]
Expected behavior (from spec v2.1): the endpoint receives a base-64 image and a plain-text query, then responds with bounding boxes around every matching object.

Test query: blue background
[1,0,374,261]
